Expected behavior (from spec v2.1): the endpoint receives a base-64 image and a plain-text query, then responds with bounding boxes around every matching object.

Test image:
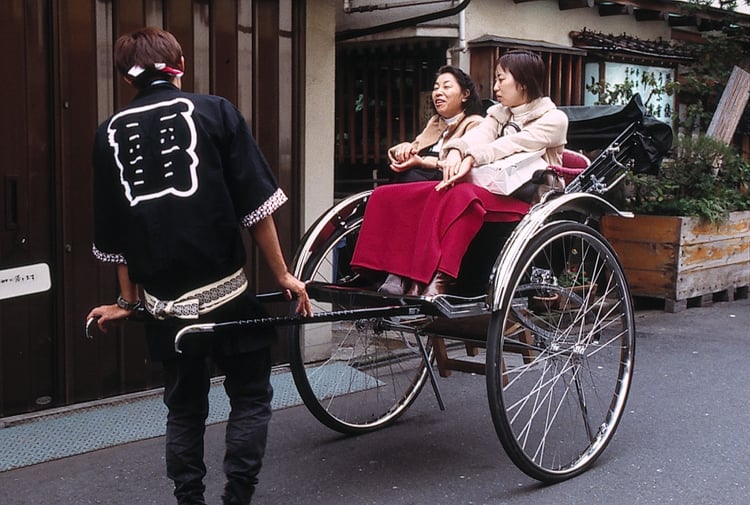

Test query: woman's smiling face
[432,72,469,118]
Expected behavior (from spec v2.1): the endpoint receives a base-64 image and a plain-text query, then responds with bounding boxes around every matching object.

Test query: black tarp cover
[559,94,673,174]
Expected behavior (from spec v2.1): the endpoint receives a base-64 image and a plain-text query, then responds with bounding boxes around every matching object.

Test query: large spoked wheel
[289,213,431,434]
[486,221,635,482]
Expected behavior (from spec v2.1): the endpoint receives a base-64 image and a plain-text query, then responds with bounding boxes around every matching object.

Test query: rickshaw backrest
[550,150,591,186]
[559,93,673,175]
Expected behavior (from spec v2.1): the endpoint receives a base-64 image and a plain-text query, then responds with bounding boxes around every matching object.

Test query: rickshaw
[173,95,672,483]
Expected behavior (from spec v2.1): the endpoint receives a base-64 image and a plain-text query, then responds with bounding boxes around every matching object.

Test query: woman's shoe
[422,271,456,297]
[378,273,408,295]
[406,280,425,297]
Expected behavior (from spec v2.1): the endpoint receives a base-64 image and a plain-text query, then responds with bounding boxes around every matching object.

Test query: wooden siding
[335,42,451,197]
[0,0,301,417]
[469,45,585,106]
[0,0,55,416]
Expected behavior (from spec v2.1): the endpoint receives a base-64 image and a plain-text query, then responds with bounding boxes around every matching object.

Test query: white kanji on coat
[107,97,199,206]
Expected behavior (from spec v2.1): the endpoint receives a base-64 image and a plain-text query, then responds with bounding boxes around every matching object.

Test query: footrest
[306,282,489,319]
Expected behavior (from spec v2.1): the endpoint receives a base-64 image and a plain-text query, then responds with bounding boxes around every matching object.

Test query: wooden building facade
[0,0,304,417]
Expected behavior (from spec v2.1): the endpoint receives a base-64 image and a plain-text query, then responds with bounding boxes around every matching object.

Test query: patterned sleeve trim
[240,188,288,228]
[92,244,127,264]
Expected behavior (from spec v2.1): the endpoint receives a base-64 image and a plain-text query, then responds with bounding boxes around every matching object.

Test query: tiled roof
[570,29,695,61]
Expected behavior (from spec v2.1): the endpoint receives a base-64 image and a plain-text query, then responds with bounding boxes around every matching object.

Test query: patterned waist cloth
[144,269,248,320]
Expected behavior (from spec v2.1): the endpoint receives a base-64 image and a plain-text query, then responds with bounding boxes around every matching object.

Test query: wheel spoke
[289,203,430,433]
[488,222,635,482]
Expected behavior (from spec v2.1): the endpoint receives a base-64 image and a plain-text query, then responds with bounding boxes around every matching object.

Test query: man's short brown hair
[114,27,183,88]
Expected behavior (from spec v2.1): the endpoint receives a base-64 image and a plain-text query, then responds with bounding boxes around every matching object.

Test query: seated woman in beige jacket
[388,65,484,183]
[353,51,568,298]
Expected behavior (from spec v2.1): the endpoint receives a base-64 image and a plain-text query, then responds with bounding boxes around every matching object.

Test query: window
[335,41,451,197]
[468,36,588,107]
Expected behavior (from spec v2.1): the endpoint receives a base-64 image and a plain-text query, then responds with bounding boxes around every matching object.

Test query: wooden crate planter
[601,211,750,312]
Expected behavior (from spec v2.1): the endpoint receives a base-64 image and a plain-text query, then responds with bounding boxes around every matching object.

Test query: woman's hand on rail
[278,272,313,318]
[435,155,474,191]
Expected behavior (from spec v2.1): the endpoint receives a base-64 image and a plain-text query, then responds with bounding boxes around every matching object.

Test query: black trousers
[162,347,273,505]
[390,166,443,183]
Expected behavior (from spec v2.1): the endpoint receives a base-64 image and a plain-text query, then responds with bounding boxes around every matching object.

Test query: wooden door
[0,0,56,416]
[0,0,302,417]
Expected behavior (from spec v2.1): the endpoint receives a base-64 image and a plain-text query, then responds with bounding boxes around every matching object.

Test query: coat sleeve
[218,100,288,228]
[466,109,568,166]
[91,123,130,264]
[441,105,509,158]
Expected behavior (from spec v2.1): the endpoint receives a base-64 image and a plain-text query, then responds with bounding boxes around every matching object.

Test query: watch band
[117,294,141,311]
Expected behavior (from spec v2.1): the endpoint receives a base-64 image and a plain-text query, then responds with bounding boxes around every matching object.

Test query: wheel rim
[488,223,635,481]
[290,221,429,433]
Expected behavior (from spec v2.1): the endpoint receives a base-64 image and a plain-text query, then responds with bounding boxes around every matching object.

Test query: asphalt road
[1,298,748,505]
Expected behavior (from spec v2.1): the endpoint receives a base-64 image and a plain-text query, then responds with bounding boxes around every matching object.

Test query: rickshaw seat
[432,149,591,377]
[464,148,591,288]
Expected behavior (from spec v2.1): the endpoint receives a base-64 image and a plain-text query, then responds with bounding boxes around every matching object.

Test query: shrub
[624,135,750,222]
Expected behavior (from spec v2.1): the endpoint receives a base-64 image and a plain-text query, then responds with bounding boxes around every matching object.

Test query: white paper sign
[0,263,52,300]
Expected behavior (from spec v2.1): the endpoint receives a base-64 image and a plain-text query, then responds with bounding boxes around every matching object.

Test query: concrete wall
[336,0,674,61]
[304,0,337,230]
[466,0,671,48]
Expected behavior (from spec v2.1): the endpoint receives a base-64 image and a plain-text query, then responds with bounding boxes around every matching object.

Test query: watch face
[117,296,128,309]
[117,295,136,310]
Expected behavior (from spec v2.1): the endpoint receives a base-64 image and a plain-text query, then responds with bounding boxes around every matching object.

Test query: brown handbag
[510,169,566,205]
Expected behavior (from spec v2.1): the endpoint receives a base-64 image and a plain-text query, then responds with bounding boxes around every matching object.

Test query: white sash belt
[144,269,248,320]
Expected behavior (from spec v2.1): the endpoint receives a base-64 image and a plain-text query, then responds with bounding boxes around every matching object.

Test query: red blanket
[351,181,530,284]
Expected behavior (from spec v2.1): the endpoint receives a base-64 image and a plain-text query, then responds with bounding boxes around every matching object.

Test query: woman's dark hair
[436,65,483,116]
[497,50,546,102]
[114,27,183,89]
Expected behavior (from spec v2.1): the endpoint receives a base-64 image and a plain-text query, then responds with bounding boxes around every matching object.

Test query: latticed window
[467,36,587,107]
[335,41,452,197]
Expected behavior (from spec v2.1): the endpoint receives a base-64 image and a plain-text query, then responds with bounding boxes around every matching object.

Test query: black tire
[486,221,635,482]
[289,214,430,434]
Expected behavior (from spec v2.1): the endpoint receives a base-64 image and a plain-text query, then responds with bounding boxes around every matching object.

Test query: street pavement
[1,297,748,505]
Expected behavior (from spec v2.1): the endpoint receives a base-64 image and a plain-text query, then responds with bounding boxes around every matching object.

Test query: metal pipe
[458,7,467,53]
[174,304,424,353]
[446,6,468,68]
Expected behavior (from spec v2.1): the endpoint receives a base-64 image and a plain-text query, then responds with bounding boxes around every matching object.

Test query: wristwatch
[116,294,141,311]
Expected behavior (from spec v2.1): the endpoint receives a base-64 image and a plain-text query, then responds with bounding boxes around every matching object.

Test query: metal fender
[291,190,371,278]
[487,193,633,310]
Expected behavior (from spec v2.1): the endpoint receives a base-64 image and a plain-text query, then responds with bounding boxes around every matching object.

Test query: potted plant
[601,135,750,312]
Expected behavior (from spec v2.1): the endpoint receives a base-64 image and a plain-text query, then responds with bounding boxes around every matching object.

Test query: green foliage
[683,0,744,15]
[586,1,750,132]
[677,31,750,131]
[673,1,750,131]
[624,135,750,222]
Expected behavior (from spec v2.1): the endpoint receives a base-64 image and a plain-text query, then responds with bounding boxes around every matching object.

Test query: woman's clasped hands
[435,149,474,191]
[388,142,423,173]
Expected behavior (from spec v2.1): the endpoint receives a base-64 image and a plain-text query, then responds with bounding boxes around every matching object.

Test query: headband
[127,62,184,79]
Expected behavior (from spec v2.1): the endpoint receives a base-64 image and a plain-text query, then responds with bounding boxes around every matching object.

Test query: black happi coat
[92,83,284,358]
[92,83,285,298]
